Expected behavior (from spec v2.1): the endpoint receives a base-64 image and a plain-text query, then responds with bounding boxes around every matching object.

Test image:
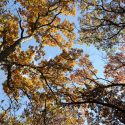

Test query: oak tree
[0,0,125,125]
[80,0,125,50]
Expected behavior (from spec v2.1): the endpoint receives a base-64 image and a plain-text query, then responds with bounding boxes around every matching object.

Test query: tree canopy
[80,0,125,50]
[0,0,125,124]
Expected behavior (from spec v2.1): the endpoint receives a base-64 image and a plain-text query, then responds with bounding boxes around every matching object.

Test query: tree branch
[62,99,125,113]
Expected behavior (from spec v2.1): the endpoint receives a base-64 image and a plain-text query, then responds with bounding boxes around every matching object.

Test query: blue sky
[0,2,107,121]
[0,0,106,99]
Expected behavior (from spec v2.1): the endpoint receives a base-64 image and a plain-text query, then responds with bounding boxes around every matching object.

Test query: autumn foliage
[0,0,125,124]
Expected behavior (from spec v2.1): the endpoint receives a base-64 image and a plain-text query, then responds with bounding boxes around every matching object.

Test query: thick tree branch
[62,99,125,113]
[0,35,32,62]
